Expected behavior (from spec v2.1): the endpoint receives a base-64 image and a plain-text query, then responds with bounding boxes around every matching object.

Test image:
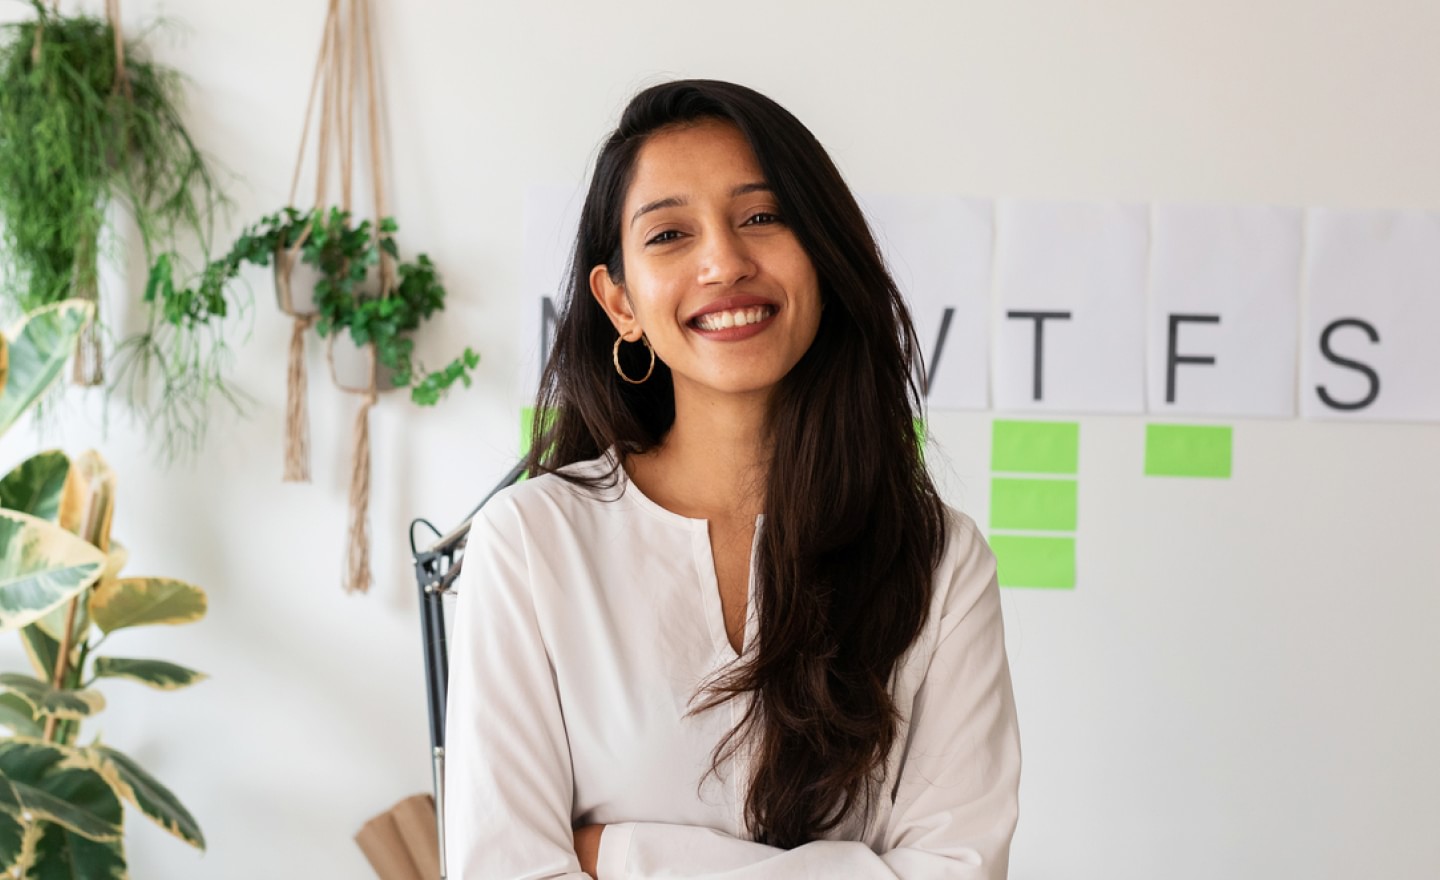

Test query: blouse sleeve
[443,502,592,880]
[595,520,1022,880]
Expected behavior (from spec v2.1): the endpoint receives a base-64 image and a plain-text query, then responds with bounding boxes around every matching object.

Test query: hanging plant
[0,0,232,455]
[146,206,479,410]
[143,0,479,594]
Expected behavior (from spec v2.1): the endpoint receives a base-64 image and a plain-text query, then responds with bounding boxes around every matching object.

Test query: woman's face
[591,119,822,405]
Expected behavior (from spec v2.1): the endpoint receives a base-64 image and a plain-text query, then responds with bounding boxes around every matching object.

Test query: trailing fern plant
[0,1,230,454]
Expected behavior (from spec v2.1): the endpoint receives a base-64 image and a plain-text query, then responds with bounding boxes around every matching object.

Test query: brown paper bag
[391,794,442,879]
[355,793,437,880]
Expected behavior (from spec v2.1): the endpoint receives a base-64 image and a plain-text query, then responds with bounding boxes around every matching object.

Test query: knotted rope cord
[276,0,342,482]
[30,0,60,67]
[105,0,130,98]
[277,0,392,592]
[328,0,392,594]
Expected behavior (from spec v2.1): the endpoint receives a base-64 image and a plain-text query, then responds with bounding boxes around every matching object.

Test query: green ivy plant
[0,300,207,878]
[0,1,231,454]
[147,206,479,407]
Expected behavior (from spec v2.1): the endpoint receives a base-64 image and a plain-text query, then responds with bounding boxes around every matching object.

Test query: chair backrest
[409,460,526,879]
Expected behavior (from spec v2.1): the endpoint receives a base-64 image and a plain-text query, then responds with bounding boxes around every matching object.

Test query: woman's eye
[744,212,782,226]
[646,229,682,245]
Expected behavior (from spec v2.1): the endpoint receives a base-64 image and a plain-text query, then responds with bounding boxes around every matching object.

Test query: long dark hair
[526,79,947,848]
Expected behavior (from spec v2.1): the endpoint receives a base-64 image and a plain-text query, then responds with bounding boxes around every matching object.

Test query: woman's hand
[574,824,606,878]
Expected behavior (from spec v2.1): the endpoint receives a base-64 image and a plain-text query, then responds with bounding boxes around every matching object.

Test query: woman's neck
[625,385,770,521]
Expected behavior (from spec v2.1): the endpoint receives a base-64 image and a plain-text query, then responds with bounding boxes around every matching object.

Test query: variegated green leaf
[33,596,89,650]
[0,736,63,783]
[63,450,115,553]
[0,740,121,843]
[32,823,127,879]
[0,674,105,721]
[20,623,80,683]
[0,807,27,878]
[0,301,95,438]
[88,577,206,635]
[0,692,41,737]
[21,622,60,680]
[0,509,106,633]
[87,746,203,850]
[0,771,21,816]
[92,658,207,691]
[0,450,71,522]
[35,541,123,643]
[99,543,128,584]
[3,780,121,845]
[55,457,86,536]
[28,766,127,875]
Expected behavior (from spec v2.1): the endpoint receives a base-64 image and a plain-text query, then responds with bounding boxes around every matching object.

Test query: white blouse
[443,455,1021,879]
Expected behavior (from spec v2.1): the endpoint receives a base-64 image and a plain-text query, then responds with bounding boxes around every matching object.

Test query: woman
[445,79,1020,879]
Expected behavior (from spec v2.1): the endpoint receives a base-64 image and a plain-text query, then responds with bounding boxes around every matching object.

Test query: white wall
[1,1,1437,877]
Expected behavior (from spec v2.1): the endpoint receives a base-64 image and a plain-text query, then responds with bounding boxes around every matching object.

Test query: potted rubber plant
[0,300,208,876]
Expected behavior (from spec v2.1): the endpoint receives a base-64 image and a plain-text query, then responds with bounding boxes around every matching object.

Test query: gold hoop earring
[613,334,655,385]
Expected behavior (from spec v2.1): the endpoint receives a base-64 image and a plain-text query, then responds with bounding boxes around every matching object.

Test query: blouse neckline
[606,449,765,531]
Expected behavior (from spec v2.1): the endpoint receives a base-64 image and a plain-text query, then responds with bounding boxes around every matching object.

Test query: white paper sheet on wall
[1146,203,1301,417]
[520,185,583,397]
[993,200,1148,413]
[860,194,991,410]
[1302,209,1440,423]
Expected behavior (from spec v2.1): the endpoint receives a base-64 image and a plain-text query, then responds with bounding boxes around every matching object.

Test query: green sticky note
[521,407,538,457]
[519,408,559,481]
[1145,424,1232,478]
[992,420,1079,474]
[990,535,1076,589]
[990,478,1078,531]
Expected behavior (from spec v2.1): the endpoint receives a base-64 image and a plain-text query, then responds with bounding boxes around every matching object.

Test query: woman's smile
[687,295,780,338]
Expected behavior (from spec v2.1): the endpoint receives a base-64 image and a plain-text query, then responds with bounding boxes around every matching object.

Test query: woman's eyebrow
[629,182,773,228]
[631,196,685,228]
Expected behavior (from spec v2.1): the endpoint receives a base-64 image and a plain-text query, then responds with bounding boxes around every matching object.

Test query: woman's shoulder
[930,504,1002,625]
[470,454,624,538]
[938,504,988,558]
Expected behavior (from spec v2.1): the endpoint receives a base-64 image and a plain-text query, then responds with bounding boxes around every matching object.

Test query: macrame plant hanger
[326,0,396,595]
[276,0,342,484]
[278,0,393,593]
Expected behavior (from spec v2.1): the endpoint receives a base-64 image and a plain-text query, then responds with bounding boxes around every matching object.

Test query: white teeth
[695,306,775,331]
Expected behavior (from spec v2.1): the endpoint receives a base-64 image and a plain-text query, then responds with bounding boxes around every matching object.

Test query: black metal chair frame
[408,460,527,880]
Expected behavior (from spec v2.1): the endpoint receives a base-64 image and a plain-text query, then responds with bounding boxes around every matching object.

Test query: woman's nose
[697,227,756,287]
